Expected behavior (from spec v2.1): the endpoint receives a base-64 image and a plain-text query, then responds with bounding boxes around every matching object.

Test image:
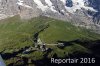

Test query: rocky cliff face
[0,0,100,33]
[0,0,41,19]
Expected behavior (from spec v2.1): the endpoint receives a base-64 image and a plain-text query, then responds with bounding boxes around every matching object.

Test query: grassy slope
[38,18,100,58]
[0,16,100,65]
[39,19,100,43]
[0,16,51,51]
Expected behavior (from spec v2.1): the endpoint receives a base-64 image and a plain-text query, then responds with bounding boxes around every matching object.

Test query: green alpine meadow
[0,16,100,66]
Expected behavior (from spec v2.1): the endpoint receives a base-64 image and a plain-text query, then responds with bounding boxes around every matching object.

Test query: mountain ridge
[0,0,100,33]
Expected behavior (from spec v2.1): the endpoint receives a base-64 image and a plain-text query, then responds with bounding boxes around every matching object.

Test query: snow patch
[33,0,57,12]
[60,0,66,4]
[33,0,48,11]
[45,0,57,12]
[60,0,97,13]
[17,0,33,9]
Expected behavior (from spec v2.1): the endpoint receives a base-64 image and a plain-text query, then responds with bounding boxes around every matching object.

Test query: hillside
[0,16,100,66]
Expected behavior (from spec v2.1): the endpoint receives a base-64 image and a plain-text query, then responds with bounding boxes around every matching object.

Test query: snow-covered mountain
[0,0,100,32]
